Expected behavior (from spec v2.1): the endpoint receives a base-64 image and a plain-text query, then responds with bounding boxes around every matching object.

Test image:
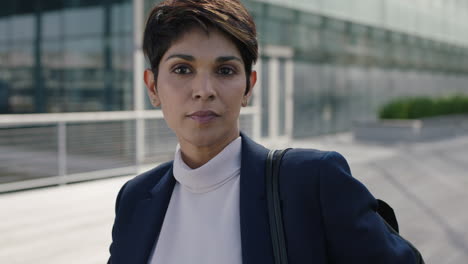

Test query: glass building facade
[1,0,468,190]
[1,0,467,114]
[0,0,133,114]
[240,0,468,137]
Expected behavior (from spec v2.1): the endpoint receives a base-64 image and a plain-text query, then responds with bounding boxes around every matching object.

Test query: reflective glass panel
[9,42,34,113]
[42,10,62,39]
[11,14,35,41]
[111,35,133,111]
[0,18,9,41]
[63,37,104,112]
[64,6,104,36]
[111,1,132,34]
[0,44,10,113]
[42,40,63,112]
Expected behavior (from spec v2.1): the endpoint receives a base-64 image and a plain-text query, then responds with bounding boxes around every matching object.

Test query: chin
[189,131,223,147]
[183,127,237,148]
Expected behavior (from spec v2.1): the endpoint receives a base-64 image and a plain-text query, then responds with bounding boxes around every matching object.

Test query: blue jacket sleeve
[108,181,128,264]
[318,151,417,263]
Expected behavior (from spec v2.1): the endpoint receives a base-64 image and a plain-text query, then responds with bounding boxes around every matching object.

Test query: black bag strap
[266,148,291,264]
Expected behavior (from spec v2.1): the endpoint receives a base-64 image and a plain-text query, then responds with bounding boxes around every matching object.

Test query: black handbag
[265,149,425,264]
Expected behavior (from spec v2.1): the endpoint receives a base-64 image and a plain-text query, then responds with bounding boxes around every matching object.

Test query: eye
[217,66,236,76]
[172,65,192,74]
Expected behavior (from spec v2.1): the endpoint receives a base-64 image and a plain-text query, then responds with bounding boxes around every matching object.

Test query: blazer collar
[122,165,176,264]
[123,132,273,264]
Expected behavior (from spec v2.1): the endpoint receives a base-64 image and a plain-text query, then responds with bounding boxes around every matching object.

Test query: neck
[179,132,240,169]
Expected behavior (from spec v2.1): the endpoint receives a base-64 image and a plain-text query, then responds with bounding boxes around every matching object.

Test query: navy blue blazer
[108,133,416,263]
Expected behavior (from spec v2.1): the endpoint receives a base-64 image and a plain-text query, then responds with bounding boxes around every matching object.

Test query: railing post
[58,122,67,185]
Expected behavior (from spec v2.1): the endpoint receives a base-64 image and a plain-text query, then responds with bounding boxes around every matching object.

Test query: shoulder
[116,161,173,206]
[281,148,351,177]
[279,149,352,199]
[126,161,173,191]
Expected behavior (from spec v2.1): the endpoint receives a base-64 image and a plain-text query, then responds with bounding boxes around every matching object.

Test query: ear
[144,69,161,107]
[242,70,257,107]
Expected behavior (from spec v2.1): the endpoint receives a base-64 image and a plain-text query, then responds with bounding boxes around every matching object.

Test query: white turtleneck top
[148,137,243,264]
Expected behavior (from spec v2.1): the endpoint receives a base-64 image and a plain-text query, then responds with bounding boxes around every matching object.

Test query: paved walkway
[1,133,468,263]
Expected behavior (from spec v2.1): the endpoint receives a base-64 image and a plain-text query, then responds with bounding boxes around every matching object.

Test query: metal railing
[0,108,257,193]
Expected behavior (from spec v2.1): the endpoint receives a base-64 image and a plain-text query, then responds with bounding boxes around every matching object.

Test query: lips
[187,110,219,124]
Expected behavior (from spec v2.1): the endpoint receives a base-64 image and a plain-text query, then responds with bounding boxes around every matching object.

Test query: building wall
[244,0,468,137]
[0,0,134,114]
[1,0,467,115]
[1,0,468,188]
[254,0,468,47]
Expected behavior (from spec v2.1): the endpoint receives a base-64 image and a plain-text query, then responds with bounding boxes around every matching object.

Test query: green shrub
[379,94,468,119]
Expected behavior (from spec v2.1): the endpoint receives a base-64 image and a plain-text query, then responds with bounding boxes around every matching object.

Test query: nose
[192,72,216,101]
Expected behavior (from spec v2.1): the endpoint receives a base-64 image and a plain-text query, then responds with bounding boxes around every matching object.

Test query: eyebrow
[216,56,242,63]
[165,54,194,61]
[165,54,242,63]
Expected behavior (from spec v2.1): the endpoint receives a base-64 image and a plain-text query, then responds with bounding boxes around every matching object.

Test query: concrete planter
[353,115,468,143]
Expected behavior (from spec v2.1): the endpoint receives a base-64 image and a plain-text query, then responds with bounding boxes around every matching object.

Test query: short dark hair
[143,0,258,94]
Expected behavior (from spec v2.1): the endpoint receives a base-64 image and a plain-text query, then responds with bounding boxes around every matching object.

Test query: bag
[265,149,425,264]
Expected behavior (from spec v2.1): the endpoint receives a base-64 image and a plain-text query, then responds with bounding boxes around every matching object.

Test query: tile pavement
[1,133,468,263]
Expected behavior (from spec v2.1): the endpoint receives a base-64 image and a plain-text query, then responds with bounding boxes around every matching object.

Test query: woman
[108,0,420,263]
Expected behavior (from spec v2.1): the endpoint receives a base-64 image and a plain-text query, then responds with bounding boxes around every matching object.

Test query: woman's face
[144,27,256,152]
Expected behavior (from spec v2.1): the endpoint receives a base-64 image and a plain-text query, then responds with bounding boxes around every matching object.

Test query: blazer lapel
[121,167,176,264]
[119,133,273,264]
[239,133,275,264]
